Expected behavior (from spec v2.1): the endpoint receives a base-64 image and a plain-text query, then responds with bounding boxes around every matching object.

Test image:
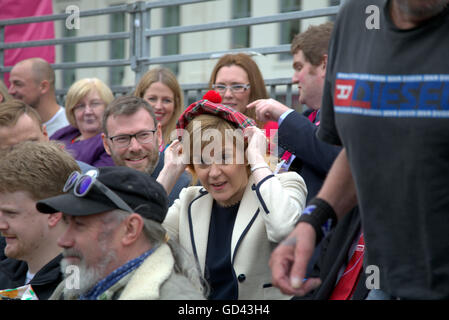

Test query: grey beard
[60,249,118,300]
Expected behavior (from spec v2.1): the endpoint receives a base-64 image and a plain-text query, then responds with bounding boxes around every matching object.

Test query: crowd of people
[0,0,448,301]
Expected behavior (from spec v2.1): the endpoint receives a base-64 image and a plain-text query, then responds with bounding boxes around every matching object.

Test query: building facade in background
[52,0,336,107]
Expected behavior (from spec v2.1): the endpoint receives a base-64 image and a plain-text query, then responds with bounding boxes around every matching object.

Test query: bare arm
[244,126,273,183]
[270,148,357,296]
[156,140,187,195]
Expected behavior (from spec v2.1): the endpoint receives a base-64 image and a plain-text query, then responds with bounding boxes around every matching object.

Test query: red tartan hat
[176,92,256,140]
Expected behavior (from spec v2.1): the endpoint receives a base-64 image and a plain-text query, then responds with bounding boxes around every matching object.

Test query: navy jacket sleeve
[278,111,341,176]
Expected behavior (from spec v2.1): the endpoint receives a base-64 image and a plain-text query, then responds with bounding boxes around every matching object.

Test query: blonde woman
[51,78,114,167]
[134,67,184,153]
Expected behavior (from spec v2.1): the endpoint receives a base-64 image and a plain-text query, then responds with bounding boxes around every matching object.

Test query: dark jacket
[278,109,342,276]
[294,207,369,300]
[0,254,63,300]
[0,237,6,261]
[278,110,341,202]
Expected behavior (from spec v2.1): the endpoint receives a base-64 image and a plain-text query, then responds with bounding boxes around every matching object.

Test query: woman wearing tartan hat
[162,94,307,300]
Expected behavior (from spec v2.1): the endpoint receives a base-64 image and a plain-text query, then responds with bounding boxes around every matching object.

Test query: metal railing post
[128,1,146,84]
[141,8,151,80]
[0,26,5,81]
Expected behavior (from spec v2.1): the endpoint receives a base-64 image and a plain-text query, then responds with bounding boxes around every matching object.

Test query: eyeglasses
[212,84,250,94]
[73,100,105,112]
[108,130,157,148]
[63,170,133,213]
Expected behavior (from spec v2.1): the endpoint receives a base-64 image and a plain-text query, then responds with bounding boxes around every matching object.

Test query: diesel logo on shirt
[334,73,449,118]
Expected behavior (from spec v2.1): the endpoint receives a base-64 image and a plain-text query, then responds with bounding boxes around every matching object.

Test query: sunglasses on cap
[63,169,133,213]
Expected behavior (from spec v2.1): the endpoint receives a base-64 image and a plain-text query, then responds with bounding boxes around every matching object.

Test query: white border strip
[336,73,449,83]
[335,106,449,118]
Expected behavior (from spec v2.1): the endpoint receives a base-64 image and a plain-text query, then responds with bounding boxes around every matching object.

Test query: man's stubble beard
[108,139,160,175]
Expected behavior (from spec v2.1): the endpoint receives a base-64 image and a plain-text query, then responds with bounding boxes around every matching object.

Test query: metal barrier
[0,0,341,108]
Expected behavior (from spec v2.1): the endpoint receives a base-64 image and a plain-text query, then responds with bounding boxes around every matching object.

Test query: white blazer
[163,171,307,300]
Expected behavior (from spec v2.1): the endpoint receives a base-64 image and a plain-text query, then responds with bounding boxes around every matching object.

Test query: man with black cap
[37,166,206,300]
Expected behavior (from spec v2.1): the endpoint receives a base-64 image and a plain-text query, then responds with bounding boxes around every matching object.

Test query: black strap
[297,197,337,244]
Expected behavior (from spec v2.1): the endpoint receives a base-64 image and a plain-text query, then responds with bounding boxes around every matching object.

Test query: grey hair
[108,209,209,296]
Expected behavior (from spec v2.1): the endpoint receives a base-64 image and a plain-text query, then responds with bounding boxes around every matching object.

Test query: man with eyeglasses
[0,141,80,300]
[36,166,206,300]
[101,95,191,205]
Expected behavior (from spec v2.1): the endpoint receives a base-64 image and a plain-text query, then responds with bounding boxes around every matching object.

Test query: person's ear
[42,124,49,141]
[156,122,163,145]
[102,133,112,155]
[319,54,328,78]
[48,212,63,228]
[39,80,51,95]
[121,213,144,246]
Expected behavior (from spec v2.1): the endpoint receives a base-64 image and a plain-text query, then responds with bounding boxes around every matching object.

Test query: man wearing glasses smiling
[102,96,191,205]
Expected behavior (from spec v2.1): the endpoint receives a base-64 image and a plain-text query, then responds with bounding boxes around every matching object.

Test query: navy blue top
[205,201,240,300]
[278,110,340,202]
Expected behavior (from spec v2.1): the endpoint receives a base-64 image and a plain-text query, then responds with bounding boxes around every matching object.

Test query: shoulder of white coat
[176,185,207,202]
[275,171,303,182]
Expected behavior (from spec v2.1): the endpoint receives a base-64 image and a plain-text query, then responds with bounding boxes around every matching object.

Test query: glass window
[62,24,76,89]
[162,5,180,75]
[279,0,301,60]
[109,11,126,86]
[231,0,251,49]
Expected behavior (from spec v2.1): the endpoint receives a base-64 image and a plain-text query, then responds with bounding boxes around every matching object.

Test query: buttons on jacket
[237,274,246,282]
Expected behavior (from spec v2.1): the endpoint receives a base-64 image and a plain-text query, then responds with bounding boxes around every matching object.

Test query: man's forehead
[292,50,307,65]
[63,211,111,225]
[106,110,156,133]
[0,115,45,149]
[10,62,32,77]
[63,213,91,222]
[0,190,35,206]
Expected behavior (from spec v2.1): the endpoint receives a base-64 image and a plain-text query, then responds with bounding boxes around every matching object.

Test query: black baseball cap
[36,166,169,223]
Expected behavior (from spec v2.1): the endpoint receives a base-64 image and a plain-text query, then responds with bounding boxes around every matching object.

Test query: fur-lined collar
[119,243,174,300]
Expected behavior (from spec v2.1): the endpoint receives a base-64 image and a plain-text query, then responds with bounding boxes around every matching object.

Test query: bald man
[8,58,69,136]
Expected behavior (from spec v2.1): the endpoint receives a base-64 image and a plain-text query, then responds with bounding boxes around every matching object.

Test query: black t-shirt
[318,0,449,299]
[205,201,240,300]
